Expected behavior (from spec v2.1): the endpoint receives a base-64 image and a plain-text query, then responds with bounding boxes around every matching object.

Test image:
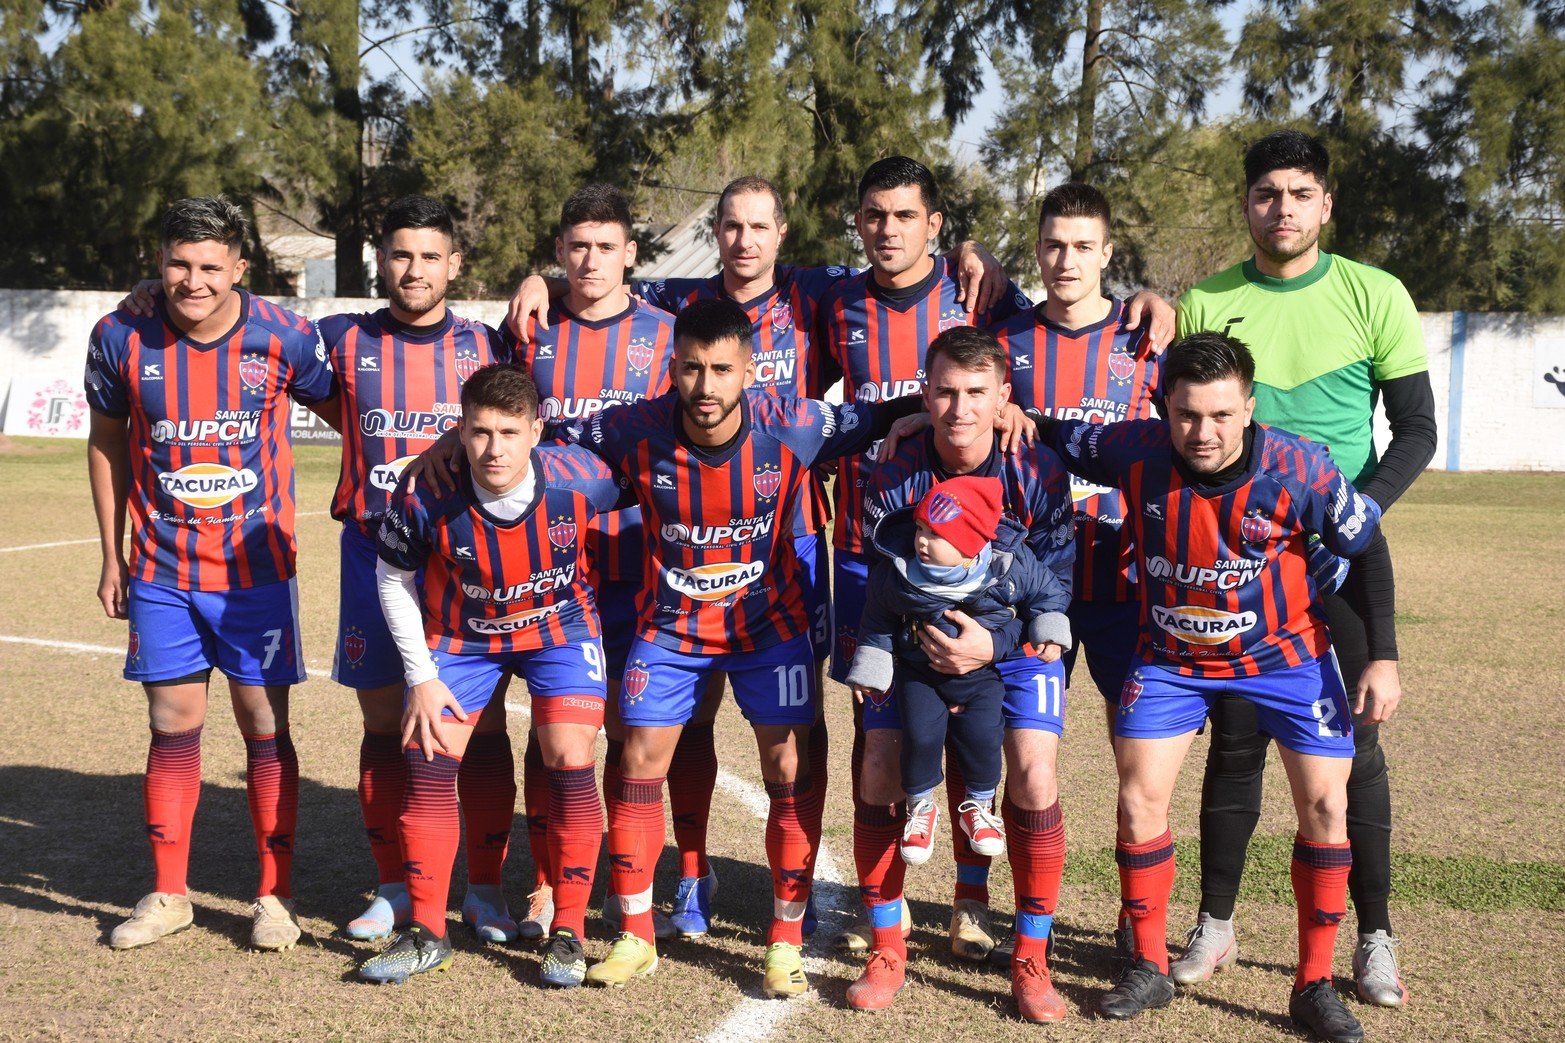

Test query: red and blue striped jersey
[816,255,1028,552]
[84,291,336,591]
[1044,419,1383,677]
[376,445,627,655]
[322,309,510,535]
[993,298,1161,602]
[518,299,676,583]
[565,389,888,655]
[636,264,854,536]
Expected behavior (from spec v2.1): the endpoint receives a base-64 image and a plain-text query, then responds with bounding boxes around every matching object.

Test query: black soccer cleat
[1290,978,1365,1043]
[1098,956,1176,1019]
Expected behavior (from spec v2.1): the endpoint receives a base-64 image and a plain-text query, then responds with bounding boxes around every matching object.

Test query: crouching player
[1033,332,1391,1043]
[361,363,627,987]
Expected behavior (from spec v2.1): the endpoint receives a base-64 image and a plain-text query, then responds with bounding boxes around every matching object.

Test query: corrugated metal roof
[634,199,721,279]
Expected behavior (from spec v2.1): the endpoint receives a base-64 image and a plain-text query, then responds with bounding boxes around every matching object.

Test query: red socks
[458,731,516,887]
[549,764,602,936]
[522,730,551,889]
[607,775,666,942]
[1006,798,1065,961]
[1116,830,1176,972]
[400,744,463,937]
[764,777,814,944]
[853,798,907,941]
[358,729,407,886]
[668,722,717,878]
[243,730,298,899]
[1293,835,1352,987]
[145,726,202,894]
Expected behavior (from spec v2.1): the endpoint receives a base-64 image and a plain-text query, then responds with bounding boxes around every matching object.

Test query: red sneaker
[847,947,907,1011]
[900,798,940,866]
[1012,955,1067,1022]
[957,799,1006,857]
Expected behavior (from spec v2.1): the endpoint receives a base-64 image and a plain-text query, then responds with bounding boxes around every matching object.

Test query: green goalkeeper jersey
[1177,252,1427,487]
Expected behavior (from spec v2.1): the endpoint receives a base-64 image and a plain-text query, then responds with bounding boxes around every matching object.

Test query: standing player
[1172,130,1437,1006]
[1037,333,1391,1043]
[362,363,626,986]
[86,197,338,951]
[553,299,922,998]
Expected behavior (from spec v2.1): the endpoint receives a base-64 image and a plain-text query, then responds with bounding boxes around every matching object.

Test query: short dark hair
[161,197,247,251]
[673,298,753,356]
[1244,130,1330,190]
[381,195,455,246]
[924,326,1007,382]
[560,183,633,237]
[717,176,785,227]
[1038,182,1111,238]
[461,363,540,419]
[1162,332,1256,396]
[858,155,940,213]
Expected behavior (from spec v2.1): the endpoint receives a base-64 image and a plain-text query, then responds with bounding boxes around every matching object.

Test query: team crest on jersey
[938,307,966,332]
[344,626,366,665]
[127,627,140,660]
[239,353,269,392]
[770,302,793,331]
[453,348,481,383]
[1240,512,1272,545]
[1119,676,1143,710]
[626,336,656,372]
[548,516,578,551]
[836,631,857,669]
[753,464,783,500]
[622,661,650,703]
[1107,349,1136,383]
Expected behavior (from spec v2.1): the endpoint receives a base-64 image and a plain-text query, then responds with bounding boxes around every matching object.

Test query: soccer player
[846,327,1077,1021]
[1172,130,1437,1006]
[362,362,627,986]
[551,298,923,998]
[1035,332,1390,1043]
[86,197,339,952]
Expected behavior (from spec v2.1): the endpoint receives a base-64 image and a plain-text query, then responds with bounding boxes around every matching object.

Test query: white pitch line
[0,538,99,553]
[0,634,122,655]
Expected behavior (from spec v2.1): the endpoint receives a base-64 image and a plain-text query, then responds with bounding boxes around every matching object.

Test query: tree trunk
[1073,0,1103,181]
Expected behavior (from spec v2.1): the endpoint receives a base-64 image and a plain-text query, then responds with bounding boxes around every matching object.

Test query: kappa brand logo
[358,355,379,371]
[239,353,269,391]
[142,364,163,380]
[548,516,578,550]
[771,301,793,331]
[1144,501,1164,520]
[849,328,866,344]
[626,336,656,372]
[1017,896,1053,915]
[265,834,293,853]
[623,662,650,701]
[654,473,674,490]
[454,545,475,559]
[1151,604,1258,645]
[1240,512,1273,544]
[483,831,509,847]
[453,348,481,382]
[1314,908,1347,925]
[147,823,167,841]
[1107,349,1136,383]
[364,827,386,844]
[753,465,782,500]
[779,867,808,883]
[369,455,416,492]
[666,559,766,601]
[562,865,591,883]
[608,853,634,870]
[158,463,259,508]
[344,625,366,665]
[1119,676,1143,710]
[1012,352,1031,370]
[535,343,555,359]
[402,860,426,878]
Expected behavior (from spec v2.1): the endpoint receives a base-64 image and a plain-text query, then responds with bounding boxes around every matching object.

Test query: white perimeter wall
[3,289,1563,471]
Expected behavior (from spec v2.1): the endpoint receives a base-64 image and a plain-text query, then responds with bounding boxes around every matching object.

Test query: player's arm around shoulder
[536,443,635,515]
[1297,440,1382,558]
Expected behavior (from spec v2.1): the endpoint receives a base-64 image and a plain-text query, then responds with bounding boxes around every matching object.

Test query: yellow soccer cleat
[762,941,809,998]
[585,932,658,987]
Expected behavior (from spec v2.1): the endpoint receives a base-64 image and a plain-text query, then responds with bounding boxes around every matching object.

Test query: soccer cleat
[1012,956,1068,1023]
[345,882,410,941]
[585,931,658,987]
[949,898,996,961]
[109,891,194,950]
[833,903,913,955]
[461,884,519,944]
[539,928,587,988]
[899,797,940,866]
[1353,930,1408,1007]
[762,941,809,998]
[601,893,676,940]
[517,885,554,941]
[1291,978,1366,1043]
[1098,956,1176,1019]
[1169,912,1238,984]
[669,865,718,938]
[249,895,301,952]
[846,947,907,1011]
[1112,922,1136,976]
[956,799,1006,857]
[357,925,453,984]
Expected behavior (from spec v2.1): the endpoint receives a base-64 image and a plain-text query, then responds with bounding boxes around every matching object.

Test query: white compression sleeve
[376,557,438,687]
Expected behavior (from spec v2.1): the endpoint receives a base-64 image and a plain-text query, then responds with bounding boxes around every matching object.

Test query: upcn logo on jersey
[462,564,575,602]
[150,413,262,445]
[359,407,459,439]
[369,455,417,491]
[856,378,923,403]
[158,463,260,508]
[753,465,782,500]
[661,515,774,546]
[1145,554,1265,591]
[1151,605,1258,645]
[666,560,766,601]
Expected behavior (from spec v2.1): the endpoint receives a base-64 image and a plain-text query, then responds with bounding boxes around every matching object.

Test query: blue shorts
[1064,598,1141,702]
[333,525,407,690]
[620,633,817,728]
[1116,654,1355,757]
[125,577,305,686]
[795,532,831,663]
[433,639,608,722]
[597,578,641,678]
[830,548,871,683]
[860,652,1068,736]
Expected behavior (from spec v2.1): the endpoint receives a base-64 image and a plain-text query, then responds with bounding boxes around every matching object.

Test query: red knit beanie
[915,475,1003,558]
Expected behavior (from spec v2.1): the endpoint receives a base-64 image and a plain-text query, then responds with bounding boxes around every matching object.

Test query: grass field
[1,435,1562,1042]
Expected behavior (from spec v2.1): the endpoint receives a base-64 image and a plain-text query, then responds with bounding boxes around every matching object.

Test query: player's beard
[1251,221,1321,268]
[390,282,447,319]
[681,393,741,431]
